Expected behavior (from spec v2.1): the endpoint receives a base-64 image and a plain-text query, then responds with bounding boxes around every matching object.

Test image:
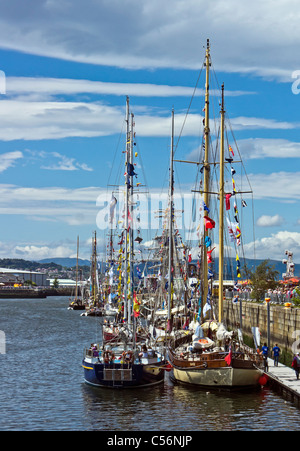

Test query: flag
[227,217,237,242]
[236,254,241,278]
[207,247,215,264]
[232,177,236,193]
[225,345,233,366]
[225,193,232,210]
[204,216,215,230]
[229,145,234,156]
[200,199,210,214]
[242,199,247,208]
[133,292,140,317]
[205,236,212,248]
[127,163,137,177]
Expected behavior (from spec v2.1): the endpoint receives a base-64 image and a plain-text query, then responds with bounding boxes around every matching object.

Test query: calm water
[0,296,299,431]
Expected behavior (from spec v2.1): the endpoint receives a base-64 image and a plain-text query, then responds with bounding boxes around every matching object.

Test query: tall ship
[82,97,166,388]
[167,40,265,389]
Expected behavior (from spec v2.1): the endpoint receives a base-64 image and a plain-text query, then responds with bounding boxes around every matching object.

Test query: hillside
[38,257,90,267]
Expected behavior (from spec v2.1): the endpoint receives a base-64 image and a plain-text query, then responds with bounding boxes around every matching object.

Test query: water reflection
[81,374,299,431]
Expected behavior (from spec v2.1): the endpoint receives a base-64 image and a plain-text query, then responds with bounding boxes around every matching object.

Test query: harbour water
[0,296,299,431]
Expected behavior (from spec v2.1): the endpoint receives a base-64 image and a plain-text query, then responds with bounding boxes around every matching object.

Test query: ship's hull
[171,365,263,389]
[82,358,165,389]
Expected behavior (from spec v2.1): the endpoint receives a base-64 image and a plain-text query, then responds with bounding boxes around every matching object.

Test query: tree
[52,278,60,289]
[248,260,279,302]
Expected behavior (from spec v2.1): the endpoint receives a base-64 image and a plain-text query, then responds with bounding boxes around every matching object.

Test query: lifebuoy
[103,350,115,363]
[122,350,134,363]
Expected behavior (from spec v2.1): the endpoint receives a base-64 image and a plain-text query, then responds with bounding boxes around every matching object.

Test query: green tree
[52,278,60,289]
[248,260,279,302]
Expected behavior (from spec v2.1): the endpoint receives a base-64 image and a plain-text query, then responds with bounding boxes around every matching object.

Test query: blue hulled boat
[82,344,165,388]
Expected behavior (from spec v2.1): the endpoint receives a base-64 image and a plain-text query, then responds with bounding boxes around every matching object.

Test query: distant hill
[0,256,298,279]
[38,258,90,267]
[0,258,62,271]
[212,257,300,280]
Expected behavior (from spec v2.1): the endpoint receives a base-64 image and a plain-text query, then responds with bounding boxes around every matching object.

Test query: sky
[0,0,300,269]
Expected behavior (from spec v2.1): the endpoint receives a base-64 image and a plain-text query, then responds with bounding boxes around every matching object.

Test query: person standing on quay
[272,344,280,367]
[292,353,300,380]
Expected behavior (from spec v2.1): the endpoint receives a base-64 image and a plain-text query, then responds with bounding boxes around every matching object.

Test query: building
[47,279,87,288]
[0,268,48,286]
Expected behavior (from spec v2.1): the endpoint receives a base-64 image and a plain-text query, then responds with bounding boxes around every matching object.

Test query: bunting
[236,253,241,278]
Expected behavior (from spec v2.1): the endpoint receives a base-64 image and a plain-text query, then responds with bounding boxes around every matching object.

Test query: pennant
[232,177,236,193]
[242,200,247,208]
[229,145,234,156]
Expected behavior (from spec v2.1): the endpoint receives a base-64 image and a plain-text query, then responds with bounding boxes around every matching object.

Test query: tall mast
[124,96,130,322]
[167,108,175,333]
[128,111,134,326]
[203,39,211,316]
[218,84,225,323]
[75,235,79,302]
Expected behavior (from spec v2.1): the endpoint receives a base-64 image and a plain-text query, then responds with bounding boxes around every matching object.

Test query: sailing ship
[81,231,104,316]
[167,40,265,389]
[82,97,166,388]
[68,236,86,311]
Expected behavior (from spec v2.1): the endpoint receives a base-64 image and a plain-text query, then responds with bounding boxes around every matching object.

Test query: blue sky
[0,0,300,267]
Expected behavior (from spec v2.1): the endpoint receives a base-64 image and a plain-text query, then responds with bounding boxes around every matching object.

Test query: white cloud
[250,172,300,200]
[14,244,74,261]
[256,215,284,227]
[0,97,296,142]
[6,76,255,99]
[0,0,298,79]
[0,151,23,172]
[237,138,300,159]
[41,152,93,172]
[244,231,300,263]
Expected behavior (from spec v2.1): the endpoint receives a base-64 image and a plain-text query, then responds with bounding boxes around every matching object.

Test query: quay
[266,358,300,407]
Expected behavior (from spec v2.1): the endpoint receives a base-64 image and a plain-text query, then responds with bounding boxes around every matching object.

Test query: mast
[167,108,175,333]
[124,96,130,322]
[75,235,79,302]
[91,231,98,303]
[128,110,135,327]
[218,84,225,323]
[203,39,211,317]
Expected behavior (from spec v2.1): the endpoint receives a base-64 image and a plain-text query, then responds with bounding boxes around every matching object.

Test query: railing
[225,290,297,305]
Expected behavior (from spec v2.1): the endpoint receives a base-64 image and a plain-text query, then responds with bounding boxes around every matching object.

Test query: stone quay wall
[223,299,300,354]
